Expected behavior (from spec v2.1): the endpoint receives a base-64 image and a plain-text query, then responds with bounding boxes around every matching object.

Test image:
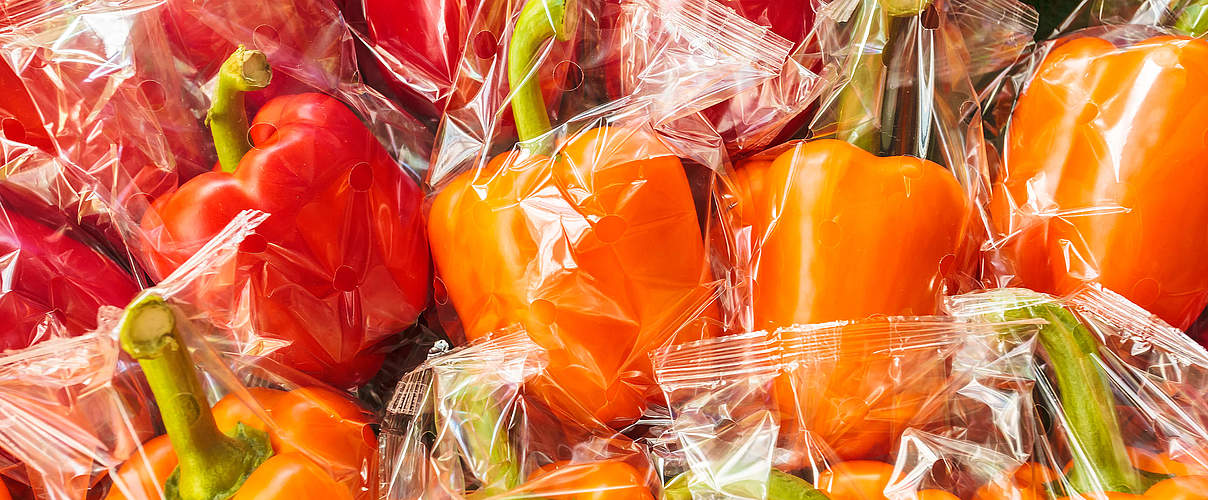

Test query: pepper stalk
[506,0,578,150]
[208,46,273,173]
[966,289,1143,495]
[834,0,933,155]
[119,295,273,500]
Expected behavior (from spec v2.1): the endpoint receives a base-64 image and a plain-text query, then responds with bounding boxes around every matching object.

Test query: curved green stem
[120,296,271,500]
[208,46,272,174]
[507,0,576,146]
[970,290,1143,495]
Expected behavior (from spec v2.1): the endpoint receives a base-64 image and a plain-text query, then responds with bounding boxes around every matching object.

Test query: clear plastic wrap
[715,0,1038,335]
[378,330,660,500]
[984,24,1208,334]
[1,210,380,500]
[0,200,140,352]
[425,0,796,429]
[35,0,441,389]
[340,0,482,123]
[948,285,1208,500]
[1,0,438,391]
[606,0,822,156]
[651,317,1045,500]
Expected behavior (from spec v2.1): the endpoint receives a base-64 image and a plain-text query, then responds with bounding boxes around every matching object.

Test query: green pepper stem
[208,46,272,174]
[834,1,886,153]
[120,296,271,500]
[1176,0,1208,37]
[973,290,1142,495]
[437,369,521,496]
[507,0,575,146]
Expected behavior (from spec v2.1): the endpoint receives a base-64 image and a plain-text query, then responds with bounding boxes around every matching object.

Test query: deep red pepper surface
[362,0,479,119]
[0,210,139,351]
[140,93,429,388]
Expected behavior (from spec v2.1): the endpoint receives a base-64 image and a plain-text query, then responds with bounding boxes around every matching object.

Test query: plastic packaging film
[650,317,1046,500]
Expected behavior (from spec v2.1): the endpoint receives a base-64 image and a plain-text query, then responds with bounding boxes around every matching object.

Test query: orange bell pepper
[997,35,1208,330]
[734,139,969,329]
[105,296,375,500]
[817,460,960,500]
[737,137,968,463]
[730,0,972,460]
[517,460,655,500]
[427,0,719,427]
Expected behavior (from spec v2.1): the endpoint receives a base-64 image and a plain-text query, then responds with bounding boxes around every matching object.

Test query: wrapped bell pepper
[0,208,139,351]
[950,286,1208,499]
[427,0,722,427]
[994,33,1208,331]
[606,0,817,155]
[140,47,429,388]
[107,295,375,500]
[733,139,970,331]
[726,0,1001,334]
[358,0,480,120]
[378,330,661,500]
[652,316,1043,497]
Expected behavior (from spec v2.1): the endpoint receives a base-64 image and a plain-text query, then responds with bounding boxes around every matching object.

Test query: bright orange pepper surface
[521,460,655,500]
[999,36,1208,330]
[734,139,969,459]
[734,139,970,330]
[428,126,720,427]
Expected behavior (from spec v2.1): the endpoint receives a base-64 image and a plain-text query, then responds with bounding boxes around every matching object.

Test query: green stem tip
[208,46,272,174]
[507,0,577,146]
[119,296,272,500]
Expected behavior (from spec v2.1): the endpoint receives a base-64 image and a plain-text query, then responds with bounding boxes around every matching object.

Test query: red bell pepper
[360,0,479,119]
[0,209,139,351]
[140,47,429,388]
[606,0,815,154]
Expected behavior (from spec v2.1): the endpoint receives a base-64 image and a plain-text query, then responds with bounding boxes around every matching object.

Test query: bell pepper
[360,0,479,120]
[427,0,720,427]
[0,209,139,351]
[732,0,969,461]
[605,0,815,155]
[107,295,375,500]
[734,140,969,330]
[996,34,1208,331]
[140,47,429,388]
[516,460,654,500]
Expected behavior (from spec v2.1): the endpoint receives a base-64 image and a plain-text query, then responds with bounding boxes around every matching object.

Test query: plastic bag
[983,22,1208,334]
[948,285,1208,499]
[425,0,795,429]
[0,0,213,255]
[606,0,822,156]
[378,329,660,500]
[651,316,1044,500]
[0,198,140,352]
[714,0,1037,336]
[339,0,482,123]
[0,322,155,500]
[86,0,442,390]
[0,209,380,500]
[0,211,251,500]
